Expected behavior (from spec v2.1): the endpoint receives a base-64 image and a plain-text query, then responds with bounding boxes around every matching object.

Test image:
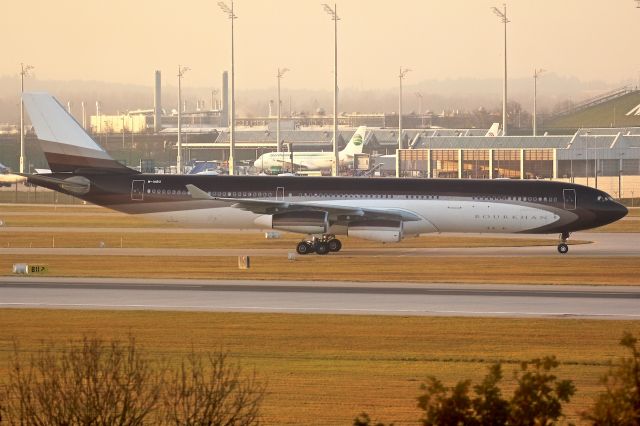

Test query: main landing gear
[295,235,342,256]
[557,231,570,254]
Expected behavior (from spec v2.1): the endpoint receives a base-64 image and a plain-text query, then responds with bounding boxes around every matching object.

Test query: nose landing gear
[295,235,342,255]
[557,231,570,254]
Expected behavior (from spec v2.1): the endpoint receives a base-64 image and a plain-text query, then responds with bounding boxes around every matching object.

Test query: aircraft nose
[598,201,628,226]
[613,202,628,221]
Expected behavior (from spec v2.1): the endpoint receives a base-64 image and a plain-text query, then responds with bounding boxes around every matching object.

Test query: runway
[1,277,639,319]
[0,232,638,257]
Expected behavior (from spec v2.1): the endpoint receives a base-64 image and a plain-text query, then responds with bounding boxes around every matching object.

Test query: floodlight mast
[276,67,290,153]
[398,67,410,148]
[322,3,340,176]
[396,67,411,178]
[218,0,238,175]
[19,63,34,173]
[533,68,546,136]
[492,4,509,136]
[176,65,190,174]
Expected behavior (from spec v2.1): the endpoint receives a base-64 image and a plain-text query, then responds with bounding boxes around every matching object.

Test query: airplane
[21,92,627,255]
[485,123,500,137]
[253,126,368,173]
[0,162,27,187]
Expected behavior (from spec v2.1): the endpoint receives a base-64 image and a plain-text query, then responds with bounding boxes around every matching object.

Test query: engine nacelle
[254,211,328,234]
[347,220,403,243]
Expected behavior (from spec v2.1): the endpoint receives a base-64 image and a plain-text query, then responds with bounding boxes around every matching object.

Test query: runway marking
[1,303,639,318]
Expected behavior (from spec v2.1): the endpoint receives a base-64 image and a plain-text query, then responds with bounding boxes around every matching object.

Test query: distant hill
[546,90,640,129]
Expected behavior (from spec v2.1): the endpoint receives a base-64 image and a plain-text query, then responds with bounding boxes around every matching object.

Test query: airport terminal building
[396,128,640,198]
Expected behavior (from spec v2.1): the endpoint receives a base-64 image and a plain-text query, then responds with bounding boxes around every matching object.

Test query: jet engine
[255,211,328,234]
[347,219,403,243]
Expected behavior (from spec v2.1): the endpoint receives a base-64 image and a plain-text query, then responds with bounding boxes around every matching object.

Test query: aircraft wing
[271,158,310,170]
[186,184,421,222]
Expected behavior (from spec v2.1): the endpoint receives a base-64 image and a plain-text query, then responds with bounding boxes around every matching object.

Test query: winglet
[186,184,214,200]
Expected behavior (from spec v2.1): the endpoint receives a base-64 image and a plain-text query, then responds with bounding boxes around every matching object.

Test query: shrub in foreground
[0,336,265,425]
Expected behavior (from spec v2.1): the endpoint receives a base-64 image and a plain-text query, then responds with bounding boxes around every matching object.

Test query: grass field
[0,230,578,250]
[0,309,638,424]
[2,254,639,285]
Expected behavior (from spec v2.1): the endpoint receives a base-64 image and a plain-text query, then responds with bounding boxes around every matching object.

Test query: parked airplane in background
[253,126,368,173]
[485,123,500,137]
[0,162,26,186]
[21,92,627,255]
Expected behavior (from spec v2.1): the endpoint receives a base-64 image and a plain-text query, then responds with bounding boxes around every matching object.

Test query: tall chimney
[221,71,229,127]
[154,70,162,133]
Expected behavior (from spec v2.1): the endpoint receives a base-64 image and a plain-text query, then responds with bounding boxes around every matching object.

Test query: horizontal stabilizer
[23,173,90,194]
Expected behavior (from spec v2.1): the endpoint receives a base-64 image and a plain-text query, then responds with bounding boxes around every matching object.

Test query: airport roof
[546,90,640,128]
[213,129,347,146]
[411,135,573,150]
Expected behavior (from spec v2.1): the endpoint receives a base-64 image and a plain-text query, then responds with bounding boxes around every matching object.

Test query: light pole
[492,4,509,136]
[533,68,545,136]
[276,67,289,153]
[398,67,411,150]
[211,89,219,110]
[219,1,238,175]
[585,131,590,186]
[619,152,625,199]
[81,101,86,129]
[396,67,410,178]
[96,101,101,134]
[594,134,598,189]
[19,63,34,173]
[415,92,423,128]
[322,3,340,176]
[177,65,190,174]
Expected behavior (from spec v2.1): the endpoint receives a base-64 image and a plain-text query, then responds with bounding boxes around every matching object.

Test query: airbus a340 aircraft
[253,126,368,173]
[22,93,627,255]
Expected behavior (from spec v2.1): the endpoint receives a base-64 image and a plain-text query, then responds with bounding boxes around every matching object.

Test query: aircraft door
[276,186,285,201]
[563,189,576,210]
[131,180,145,201]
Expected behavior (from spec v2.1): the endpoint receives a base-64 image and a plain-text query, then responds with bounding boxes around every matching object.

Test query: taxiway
[1,277,638,319]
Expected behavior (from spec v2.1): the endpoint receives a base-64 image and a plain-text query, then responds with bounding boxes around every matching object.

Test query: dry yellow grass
[592,219,640,233]
[1,254,639,285]
[0,214,168,228]
[0,309,638,424]
[0,204,108,213]
[0,230,576,250]
[628,207,640,217]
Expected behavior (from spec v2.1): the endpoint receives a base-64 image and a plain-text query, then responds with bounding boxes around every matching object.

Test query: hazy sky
[3,0,640,91]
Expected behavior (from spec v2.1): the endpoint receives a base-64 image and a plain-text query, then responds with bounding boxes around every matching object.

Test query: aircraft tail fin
[340,126,367,156]
[485,123,501,137]
[22,92,135,174]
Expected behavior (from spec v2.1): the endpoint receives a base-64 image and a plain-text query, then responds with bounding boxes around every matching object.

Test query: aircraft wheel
[557,243,569,254]
[315,242,330,255]
[296,242,311,255]
[328,239,342,252]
